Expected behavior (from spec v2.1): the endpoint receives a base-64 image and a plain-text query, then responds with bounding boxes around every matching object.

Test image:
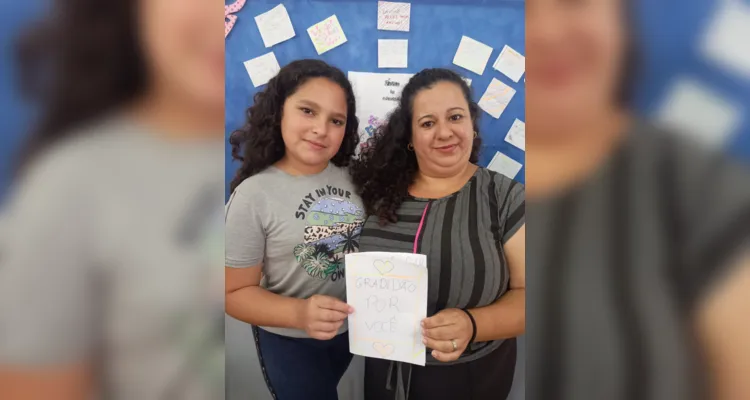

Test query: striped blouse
[358,167,525,365]
[527,121,750,400]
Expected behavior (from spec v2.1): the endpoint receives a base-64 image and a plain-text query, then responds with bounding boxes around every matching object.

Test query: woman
[350,68,525,400]
[526,0,750,399]
[225,59,363,400]
[0,1,224,399]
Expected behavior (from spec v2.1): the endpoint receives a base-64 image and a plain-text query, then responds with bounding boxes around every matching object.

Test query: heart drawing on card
[373,260,394,275]
[373,342,395,357]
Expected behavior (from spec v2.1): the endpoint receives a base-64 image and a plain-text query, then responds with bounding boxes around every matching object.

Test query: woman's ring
[450,339,457,351]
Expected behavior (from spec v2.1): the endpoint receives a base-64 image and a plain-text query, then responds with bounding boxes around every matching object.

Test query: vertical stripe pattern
[526,119,750,400]
[359,167,525,366]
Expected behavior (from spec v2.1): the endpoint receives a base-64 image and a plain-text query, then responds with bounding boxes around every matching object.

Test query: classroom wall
[224,0,526,201]
[633,0,750,157]
[224,2,526,399]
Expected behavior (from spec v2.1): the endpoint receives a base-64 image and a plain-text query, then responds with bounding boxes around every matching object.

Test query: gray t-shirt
[225,163,365,338]
[0,114,225,400]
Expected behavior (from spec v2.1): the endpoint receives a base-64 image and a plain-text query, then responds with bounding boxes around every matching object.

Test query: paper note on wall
[452,36,493,75]
[505,119,525,151]
[348,72,414,154]
[658,77,741,148]
[378,39,409,68]
[479,78,516,119]
[493,45,525,83]
[487,151,522,179]
[701,0,750,81]
[243,52,281,88]
[254,4,296,48]
[307,15,348,55]
[377,1,411,32]
[345,252,428,366]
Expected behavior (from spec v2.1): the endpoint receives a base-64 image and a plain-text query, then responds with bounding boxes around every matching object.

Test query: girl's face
[138,0,224,110]
[526,0,628,132]
[410,81,475,177]
[280,78,349,169]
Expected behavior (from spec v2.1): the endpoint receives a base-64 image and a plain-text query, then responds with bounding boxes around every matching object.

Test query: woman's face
[138,0,224,110]
[526,0,628,131]
[410,81,475,177]
[280,78,349,169]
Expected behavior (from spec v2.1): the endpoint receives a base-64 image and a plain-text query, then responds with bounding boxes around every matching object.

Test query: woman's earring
[407,143,414,151]
[474,131,478,138]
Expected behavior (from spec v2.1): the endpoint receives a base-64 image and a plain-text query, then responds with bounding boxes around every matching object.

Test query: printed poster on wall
[348,71,414,155]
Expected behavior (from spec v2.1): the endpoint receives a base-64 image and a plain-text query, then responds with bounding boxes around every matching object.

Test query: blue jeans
[253,326,353,400]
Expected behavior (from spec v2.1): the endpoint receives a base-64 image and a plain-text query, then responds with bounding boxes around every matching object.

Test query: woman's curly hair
[350,68,482,225]
[229,59,359,193]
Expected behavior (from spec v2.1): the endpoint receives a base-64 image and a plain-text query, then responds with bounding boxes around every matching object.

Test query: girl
[225,59,365,400]
[0,1,224,399]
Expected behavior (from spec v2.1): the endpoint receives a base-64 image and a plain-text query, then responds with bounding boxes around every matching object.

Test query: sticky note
[243,52,281,87]
[378,39,408,68]
[452,36,493,76]
[346,252,428,366]
[487,152,522,179]
[657,77,741,148]
[493,45,525,83]
[505,119,525,151]
[307,15,348,55]
[254,4,296,48]
[377,1,411,32]
[478,78,516,119]
[701,0,750,80]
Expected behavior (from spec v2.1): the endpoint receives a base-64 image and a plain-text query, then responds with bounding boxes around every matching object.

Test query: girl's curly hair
[350,68,482,225]
[14,0,145,176]
[229,59,359,193]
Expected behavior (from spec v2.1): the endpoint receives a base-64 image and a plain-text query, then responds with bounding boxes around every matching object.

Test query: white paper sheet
[478,78,516,119]
[657,77,741,148]
[243,52,281,88]
[701,0,750,80]
[505,119,525,151]
[348,71,414,155]
[493,45,525,83]
[487,151,522,179]
[345,252,428,366]
[452,36,493,75]
[254,4,296,48]
[307,15,347,55]
[378,39,408,68]
[377,1,411,32]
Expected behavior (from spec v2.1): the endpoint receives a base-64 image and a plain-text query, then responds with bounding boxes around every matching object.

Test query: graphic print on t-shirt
[293,186,364,281]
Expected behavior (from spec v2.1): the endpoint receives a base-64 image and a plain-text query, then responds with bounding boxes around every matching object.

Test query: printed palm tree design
[341,227,360,254]
[302,252,332,280]
[313,243,334,260]
[293,243,315,262]
[327,255,343,276]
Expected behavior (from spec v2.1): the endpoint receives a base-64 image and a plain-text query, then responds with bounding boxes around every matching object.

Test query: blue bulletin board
[632,0,750,160]
[224,0,526,199]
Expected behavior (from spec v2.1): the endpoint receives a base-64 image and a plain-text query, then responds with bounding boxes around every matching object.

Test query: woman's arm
[468,224,526,342]
[696,251,750,400]
[422,225,525,361]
